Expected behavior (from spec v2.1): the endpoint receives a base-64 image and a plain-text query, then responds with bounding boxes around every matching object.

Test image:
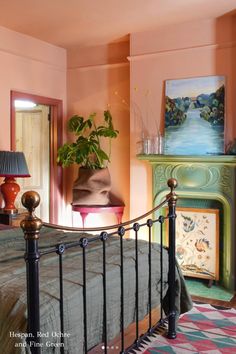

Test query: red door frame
[10,91,63,224]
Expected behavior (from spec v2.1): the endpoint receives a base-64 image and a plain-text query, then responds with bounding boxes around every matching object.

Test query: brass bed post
[21,191,42,353]
[166,178,178,339]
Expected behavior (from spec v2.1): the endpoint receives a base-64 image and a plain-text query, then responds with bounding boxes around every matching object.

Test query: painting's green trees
[199,85,224,126]
[165,96,187,127]
[165,84,224,128]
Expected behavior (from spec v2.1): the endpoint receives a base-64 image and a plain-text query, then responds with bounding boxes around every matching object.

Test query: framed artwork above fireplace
[175,207,219,281]
[164,75,225,155]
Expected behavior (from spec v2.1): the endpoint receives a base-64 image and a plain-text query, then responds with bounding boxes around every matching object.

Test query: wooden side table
[72,205,125,227]
[0,209,28,227]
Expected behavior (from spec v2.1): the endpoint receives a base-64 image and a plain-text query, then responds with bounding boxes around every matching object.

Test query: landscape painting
[164,76,225,155]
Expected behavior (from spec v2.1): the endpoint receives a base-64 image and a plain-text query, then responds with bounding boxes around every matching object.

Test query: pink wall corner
[129,15,236,217]
[66,42,130,226]
[0,26,67,220]
[68,39,130,69]
[0,26,67,150]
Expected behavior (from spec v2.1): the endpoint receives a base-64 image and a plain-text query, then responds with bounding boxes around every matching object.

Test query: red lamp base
[1,177,20,214]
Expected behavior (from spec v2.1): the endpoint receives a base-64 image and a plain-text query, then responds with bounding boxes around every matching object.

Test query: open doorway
[11,91,63,224]
[15,104,50,221]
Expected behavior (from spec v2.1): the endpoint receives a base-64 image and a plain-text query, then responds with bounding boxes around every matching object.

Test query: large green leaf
[68,115,84,133]
[96,127,119,138]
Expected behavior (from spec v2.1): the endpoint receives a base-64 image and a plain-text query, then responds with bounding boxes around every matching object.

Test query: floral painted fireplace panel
[176,207,219,280]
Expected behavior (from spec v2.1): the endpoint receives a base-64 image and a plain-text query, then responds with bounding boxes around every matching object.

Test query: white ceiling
[0,0,235,49]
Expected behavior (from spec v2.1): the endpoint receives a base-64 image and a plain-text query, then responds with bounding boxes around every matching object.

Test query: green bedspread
[0,226,192,353]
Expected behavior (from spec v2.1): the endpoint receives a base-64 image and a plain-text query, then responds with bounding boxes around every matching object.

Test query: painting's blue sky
[166,76,225,98]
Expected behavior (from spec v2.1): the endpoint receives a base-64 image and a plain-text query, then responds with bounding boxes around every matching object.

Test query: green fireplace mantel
[138,154,236,164]
[138,154,236,290]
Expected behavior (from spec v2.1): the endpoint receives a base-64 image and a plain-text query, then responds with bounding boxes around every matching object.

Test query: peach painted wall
[129,15,236,218]
[67,42,130,226]
[0,26,67,150]
[0,26,67,221]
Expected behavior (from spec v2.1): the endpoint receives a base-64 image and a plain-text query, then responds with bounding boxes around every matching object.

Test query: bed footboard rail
[166,178,178,339]
[21,178,178,354]
[21,192,43,353]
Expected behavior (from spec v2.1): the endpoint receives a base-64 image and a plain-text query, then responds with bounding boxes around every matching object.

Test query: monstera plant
[57,110,119,205]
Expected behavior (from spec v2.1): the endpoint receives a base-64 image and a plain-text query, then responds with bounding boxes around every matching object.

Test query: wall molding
[0,46,66,72]
[68,61,129,72]
[128,41,236,62]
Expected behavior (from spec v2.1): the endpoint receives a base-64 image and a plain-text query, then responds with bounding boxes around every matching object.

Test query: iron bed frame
[21,178,178,353]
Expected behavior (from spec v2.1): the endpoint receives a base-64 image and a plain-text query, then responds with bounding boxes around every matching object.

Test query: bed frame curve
[21,178,178,354]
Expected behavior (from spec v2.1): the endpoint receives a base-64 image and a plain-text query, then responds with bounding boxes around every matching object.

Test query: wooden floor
[191,293,236,308]
[90,293,236,353]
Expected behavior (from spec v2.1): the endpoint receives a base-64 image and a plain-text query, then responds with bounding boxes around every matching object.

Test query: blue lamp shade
[0,151,30,177]
[0,151,30,214]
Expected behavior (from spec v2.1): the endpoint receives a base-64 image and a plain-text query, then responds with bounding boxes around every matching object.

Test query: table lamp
[0,151,30,214]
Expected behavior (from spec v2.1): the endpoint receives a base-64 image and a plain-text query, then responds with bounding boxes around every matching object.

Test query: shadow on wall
[215,10,236,145]
[107,38,130,218]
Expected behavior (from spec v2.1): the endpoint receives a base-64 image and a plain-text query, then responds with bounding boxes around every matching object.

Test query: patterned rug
[140,303,236,353]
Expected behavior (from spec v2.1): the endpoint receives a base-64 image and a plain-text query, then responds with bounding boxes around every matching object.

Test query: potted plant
[57,110,119,205]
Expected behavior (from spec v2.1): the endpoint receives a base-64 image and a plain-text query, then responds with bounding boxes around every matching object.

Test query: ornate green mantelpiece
[138,154,236,290]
